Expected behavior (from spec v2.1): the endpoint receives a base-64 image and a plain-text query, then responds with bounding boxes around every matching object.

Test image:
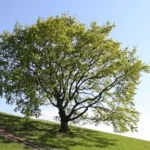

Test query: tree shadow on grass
[0,113,117,150]
[0,136,15,144]
[37,126,117,150]
[0,113,23,131]
[0,136,31,149]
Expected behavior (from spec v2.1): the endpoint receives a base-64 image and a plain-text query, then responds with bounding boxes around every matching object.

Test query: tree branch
[67,73,126,121]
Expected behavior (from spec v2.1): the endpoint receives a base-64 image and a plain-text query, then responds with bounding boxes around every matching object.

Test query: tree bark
[58,109,70,133]
[59,120,70,133]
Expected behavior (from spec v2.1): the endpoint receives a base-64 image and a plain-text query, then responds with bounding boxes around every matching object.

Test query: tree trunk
[59,120,70,133]
[58,109,70,133]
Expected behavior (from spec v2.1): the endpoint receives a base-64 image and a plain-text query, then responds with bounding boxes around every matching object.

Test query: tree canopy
[0,15,149,133]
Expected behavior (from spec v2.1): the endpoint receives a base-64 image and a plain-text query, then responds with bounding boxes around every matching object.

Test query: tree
[0,15,149,133]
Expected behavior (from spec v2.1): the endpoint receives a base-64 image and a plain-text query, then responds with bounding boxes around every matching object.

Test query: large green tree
[0,15,149,133]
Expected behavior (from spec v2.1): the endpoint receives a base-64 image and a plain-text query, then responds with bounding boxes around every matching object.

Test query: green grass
[0,112,150,150]
[0,135,30,150]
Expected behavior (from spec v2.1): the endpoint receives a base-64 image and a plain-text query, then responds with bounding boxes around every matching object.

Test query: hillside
[0,112,150,150]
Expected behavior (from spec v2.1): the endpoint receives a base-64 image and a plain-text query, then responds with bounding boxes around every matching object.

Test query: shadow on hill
[0,113,117,150]
[0,135,15,144]
[38,128,117,150]
[0,135,30,149]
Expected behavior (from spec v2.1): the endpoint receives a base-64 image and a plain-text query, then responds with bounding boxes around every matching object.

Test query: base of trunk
[58,121,70,133]
[58,128,70,133]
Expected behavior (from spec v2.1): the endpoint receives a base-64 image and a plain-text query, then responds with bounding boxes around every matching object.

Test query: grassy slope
[0,135,30,150]
[0,112,150,150]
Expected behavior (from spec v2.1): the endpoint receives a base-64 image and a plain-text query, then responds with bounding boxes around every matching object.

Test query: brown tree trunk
[59,120,70,133]
[58,109,70,133]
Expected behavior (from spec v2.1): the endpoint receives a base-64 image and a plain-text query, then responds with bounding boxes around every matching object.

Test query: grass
[0,135,31,150]
[0,112,150,150]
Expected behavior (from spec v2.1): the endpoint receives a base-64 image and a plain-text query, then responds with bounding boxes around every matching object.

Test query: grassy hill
[0,112,150,150]
[0,135,31,150]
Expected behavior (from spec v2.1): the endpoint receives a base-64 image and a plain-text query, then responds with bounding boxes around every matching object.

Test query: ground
[0,112,150,150]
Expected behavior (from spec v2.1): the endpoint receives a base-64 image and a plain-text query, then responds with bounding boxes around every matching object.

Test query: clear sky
[0,0,150,141]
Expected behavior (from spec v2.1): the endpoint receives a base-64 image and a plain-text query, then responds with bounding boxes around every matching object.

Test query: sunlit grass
[0,112,150,150]
[0,135,30,150]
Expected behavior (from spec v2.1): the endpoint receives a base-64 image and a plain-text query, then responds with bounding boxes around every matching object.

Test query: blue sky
[0,0,150,141]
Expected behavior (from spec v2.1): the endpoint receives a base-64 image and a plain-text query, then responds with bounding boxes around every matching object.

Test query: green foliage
[0,14,149,133]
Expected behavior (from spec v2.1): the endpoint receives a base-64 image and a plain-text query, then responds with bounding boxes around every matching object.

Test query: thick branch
[67,73,126,121]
